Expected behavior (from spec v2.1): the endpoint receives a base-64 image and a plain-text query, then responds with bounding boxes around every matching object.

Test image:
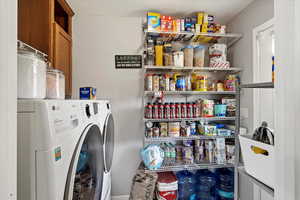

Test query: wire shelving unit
[141,28,243,200]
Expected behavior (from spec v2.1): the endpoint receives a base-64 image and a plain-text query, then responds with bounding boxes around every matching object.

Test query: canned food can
[146,74,153,91]
[168,122,180,137]
[153,75,159,91]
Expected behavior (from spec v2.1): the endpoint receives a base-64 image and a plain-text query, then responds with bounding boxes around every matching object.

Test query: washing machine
[17,100,114,200]
[96,101,114,200]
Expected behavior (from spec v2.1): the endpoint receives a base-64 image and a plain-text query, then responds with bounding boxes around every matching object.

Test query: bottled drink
[176,171,197,200]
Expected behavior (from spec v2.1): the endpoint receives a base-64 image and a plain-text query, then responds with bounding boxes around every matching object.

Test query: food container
[163,45,173,66]
[202,100,215,117]
[214,104,227,117]
[46,68,65,99]
[80,87,97,100]
[155,43,163,66]
[183,46,194,67]
[168,122,180,137]
[145,74,153,91]
[239,135,275,188]
[153,75,160,91]
[194,45,205,67]
[173,51,184,67]
[17,49,47,99]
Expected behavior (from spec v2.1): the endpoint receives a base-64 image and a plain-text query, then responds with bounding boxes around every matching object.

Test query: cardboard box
[148,12,161,31]
[197,12,204,24]
[161,15,173,32]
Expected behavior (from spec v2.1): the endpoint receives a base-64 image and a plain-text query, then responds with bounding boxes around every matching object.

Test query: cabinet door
[53,22,72,97]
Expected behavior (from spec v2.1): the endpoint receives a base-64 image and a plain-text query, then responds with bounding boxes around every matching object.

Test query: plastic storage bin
[239,135,274,188]
[183,46,194,67]
[17,49,47,99]
[46,68,65,99]
[194,45,205,67]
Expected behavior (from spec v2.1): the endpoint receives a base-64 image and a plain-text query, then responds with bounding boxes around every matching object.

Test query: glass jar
[46,68,65,99]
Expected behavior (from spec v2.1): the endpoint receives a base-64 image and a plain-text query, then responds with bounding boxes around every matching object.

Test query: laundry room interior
[4,0,298,199]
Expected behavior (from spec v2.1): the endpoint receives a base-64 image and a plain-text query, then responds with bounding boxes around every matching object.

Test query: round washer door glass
[64,124,104,200]
[104,113,114,172]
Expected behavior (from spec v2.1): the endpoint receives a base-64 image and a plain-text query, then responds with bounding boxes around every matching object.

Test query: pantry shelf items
[144,163,235,173]
[145,65,242,72]
[144,135,235,142]
[144,91,236,96]
[141,12,242,193]
[144,116,236,122]
[145,30,242,47]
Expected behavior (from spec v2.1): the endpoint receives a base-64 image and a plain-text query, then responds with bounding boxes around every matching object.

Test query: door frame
[252,18,274,130]
[0,0,17,199]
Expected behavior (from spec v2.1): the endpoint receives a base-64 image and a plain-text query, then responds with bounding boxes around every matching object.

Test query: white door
[253,19,275,130]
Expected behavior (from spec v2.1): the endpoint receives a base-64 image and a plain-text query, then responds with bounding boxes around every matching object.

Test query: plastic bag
[141,144,164,170]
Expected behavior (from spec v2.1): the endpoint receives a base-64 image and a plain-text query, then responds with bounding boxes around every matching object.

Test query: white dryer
[96,101,114,200]
[17,100,114,200]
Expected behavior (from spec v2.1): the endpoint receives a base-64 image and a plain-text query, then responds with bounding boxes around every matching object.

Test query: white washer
[96,101,114,200]
[17,100,114,200]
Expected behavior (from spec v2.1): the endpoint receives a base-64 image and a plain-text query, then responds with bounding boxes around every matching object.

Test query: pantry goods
[145,73,238,92]
[140,10,243,200]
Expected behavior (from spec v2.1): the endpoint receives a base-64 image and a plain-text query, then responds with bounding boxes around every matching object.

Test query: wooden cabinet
[53,23,72,96]
[18,0,74,97]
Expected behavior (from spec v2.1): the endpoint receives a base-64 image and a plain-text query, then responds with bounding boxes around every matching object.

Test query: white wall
[72,15,143,195]
[0,0,17,199]
[227,0,274,132]
[227,0,274,200]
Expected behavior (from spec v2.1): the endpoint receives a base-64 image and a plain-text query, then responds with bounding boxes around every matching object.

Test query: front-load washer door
[64,124,104,200]
[103,113,114,172]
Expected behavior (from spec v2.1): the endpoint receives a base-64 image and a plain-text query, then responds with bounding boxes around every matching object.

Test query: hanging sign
[115,55,142,69]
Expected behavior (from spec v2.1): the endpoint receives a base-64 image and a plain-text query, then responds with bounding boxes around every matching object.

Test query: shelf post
[234,84,241,200]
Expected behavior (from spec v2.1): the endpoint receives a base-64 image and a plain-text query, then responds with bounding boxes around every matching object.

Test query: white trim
[275,0,297,199]
[0,0,17,199]
[112,195,129,200]
[252,18,274,130]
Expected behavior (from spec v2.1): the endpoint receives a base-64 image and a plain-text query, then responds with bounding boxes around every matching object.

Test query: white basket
[239,135,275,188]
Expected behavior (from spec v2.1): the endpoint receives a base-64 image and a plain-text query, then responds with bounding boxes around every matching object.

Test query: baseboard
[112,195,129,200]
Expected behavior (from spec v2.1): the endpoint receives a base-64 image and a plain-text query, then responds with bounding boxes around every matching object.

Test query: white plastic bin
[239,135,274,188]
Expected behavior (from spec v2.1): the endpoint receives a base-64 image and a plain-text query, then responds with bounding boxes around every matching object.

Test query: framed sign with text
[115,55,142,69]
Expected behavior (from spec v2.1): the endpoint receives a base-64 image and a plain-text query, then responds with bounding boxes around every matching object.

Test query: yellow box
[201,23,208,33]
[148,12,161,31]
[155,45,163,66]
[197,12,204,24]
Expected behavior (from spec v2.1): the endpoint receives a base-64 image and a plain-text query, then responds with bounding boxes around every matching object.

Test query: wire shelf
[144,135,235,142]
[144,91,236,96]
[144,116,236,122]
[240,82,274,89]
[144,30,242,47]
[144,163,235,173]
[144,65,242,72]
